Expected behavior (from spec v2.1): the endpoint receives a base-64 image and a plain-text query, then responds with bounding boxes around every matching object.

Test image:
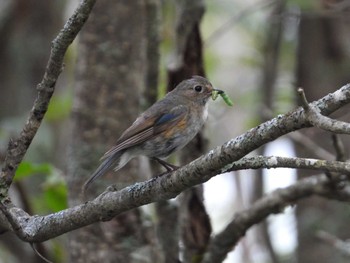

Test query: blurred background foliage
[1,0,350,262]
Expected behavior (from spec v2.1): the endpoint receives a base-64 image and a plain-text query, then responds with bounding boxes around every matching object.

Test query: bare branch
[202,174,350,263]
[332,134,346,161]
[299,87,350,135]
[297,87,310,110]
[0,83,349,243]
[0,0,96,196]
[307,106,350,135]
[0,0,349,260]
[316,230,350,258]
[288,131,334,160]
[222,155,350,175]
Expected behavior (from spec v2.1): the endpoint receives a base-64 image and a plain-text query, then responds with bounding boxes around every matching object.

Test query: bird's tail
[82,151,123,194]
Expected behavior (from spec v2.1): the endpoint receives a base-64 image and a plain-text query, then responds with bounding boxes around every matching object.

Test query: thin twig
[297,87,310,110]
[332,134,346,162]
[316,230,350,258]
[30,243,53,263]
[288,131,334,160]
[298,87,350,135]
[0,0,96,196]
[202,174,350,263]
[222,155,350,175]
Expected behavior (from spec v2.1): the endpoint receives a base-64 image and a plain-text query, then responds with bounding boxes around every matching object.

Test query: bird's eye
[194,85,203,92]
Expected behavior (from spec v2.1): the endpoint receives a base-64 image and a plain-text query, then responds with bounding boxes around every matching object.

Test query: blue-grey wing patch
[101,105,188,160]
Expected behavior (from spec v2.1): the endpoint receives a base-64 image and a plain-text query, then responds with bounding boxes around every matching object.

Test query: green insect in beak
[212,89,233,106]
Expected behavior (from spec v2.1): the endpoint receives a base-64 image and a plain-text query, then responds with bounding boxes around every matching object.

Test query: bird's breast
[202,103,209,122]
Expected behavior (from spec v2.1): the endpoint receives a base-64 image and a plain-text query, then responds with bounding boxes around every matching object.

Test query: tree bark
[67,1,154,262]
[166,1,212,262]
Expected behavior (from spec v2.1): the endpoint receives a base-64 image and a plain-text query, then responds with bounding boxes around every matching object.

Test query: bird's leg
[153,157,179,172]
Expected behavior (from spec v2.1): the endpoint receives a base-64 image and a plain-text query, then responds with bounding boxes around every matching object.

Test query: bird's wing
[101,105,188,160]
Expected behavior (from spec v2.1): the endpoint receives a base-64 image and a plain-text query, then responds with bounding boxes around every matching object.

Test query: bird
[82,76,223,192]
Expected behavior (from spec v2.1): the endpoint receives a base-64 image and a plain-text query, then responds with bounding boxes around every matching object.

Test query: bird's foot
[153,157,179,172]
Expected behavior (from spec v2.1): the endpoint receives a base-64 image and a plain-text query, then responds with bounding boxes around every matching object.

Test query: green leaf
[42,169,68,212]
[15,162,53,181]
[43,183,68,212]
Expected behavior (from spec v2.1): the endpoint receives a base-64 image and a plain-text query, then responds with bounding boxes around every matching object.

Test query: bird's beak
[213,88,224,94]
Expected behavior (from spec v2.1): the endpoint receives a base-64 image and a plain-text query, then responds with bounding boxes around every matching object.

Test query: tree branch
[0,83,349,243]
[298,87,350,134]
[0,0,349,260]
[202,173,350,263]
[331,134,346,162]
[288,131,334,160]
[0,0,96,197]
[316,230,350,258]
[223,155,350,175]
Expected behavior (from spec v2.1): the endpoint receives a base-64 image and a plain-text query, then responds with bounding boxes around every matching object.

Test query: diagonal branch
[202,173,350,263]
[0,0,349,259]
[316,230,350,258]
[288,131,334,160]
[0,83,350,243]
[0,0,96,197]
[298,87,350,134]
[307,108,350,134]
[222,155,350,174]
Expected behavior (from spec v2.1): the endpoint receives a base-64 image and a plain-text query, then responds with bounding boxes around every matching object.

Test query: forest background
[1,0,350,262]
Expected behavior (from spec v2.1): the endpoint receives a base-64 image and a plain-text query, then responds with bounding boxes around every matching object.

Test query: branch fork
[298,87,350,134]
[1,1,350,261]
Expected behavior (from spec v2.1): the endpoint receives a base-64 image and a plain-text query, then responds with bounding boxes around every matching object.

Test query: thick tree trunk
[67,1,155,262]
[165,1,212,262]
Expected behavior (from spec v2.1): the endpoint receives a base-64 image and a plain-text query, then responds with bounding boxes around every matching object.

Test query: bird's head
[172,76,223,105]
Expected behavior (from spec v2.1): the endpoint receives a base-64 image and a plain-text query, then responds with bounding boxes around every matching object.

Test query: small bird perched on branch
[82,76,223,192]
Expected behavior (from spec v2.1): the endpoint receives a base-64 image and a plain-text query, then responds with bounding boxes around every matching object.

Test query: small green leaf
[15,162,53,181]
[43,183,68,212]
